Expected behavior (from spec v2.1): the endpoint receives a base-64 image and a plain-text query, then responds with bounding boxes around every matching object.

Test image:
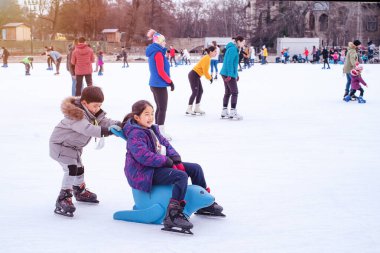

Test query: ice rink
[0,61,379,253]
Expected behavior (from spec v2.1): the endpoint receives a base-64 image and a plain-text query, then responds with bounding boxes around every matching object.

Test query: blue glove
[109,125,122,132]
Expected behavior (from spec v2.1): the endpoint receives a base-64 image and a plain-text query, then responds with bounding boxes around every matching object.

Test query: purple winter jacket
[351,74,367,90]
[123,119,180,192]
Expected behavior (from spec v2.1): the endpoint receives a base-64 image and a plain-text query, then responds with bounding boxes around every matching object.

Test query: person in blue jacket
[146,29,174,140]
[220,36,245,120]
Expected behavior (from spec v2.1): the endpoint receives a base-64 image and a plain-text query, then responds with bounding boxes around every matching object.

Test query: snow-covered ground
[0,61,379,253]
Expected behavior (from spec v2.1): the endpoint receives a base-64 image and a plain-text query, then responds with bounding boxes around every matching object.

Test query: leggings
[188,70,203,105]
[222,75,239,109]
[150,86,168,125]
[349,87,364,97]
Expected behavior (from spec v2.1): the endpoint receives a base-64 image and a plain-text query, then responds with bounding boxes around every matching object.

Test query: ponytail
[205,46,216,54]
[121,100,154,128]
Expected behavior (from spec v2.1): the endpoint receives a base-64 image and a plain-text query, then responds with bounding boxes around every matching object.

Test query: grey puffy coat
[49,97,119,165]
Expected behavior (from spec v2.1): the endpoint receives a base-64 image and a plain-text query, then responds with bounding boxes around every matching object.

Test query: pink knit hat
[147,29,165,44]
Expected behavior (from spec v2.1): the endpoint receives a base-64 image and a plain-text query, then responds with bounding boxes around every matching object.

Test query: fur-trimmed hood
[348,42,356,49]
[61,96,85,120]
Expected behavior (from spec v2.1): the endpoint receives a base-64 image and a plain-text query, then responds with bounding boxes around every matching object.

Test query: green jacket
[22,57,31,64]
[343,42,358,74]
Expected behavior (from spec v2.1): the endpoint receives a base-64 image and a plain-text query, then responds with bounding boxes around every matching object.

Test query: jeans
[71,76,77,96]
[152,162,207,201]
[345,73,352,93]
[210,59,218,74]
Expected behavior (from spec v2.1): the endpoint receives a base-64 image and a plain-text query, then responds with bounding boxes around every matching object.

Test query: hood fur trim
[61,97,84,120]
[348,42,355,49]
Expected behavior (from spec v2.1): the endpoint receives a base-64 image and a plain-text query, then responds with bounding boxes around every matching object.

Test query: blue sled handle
[111,128,127,141]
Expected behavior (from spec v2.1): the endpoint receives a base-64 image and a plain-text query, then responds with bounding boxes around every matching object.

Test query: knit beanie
[353,40,361,46]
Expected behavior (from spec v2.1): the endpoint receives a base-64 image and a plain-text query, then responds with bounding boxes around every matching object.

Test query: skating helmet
[355,64,363,72]
[350,69,359,76]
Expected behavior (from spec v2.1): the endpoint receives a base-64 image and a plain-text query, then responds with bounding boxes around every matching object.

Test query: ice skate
[229,109,243,120]
[214,74,218,80]
[194,104,205,116]
[357,96,366,103]
[54,189,76,217]
[73,183,99,203]
[162,200,193,235]
[343,95,351,102]
[185,105,196,116]
[220,108,229,119]
[195,202,226,217]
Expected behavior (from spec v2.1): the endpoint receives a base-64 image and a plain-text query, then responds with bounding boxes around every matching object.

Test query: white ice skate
[229,109,243,120]
[220,108,229,119]
[194,104,205,116]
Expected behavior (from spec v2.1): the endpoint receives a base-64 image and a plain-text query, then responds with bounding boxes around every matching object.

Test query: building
[1,23,31,41]
[246,1,380,48]
[101,29,121,42]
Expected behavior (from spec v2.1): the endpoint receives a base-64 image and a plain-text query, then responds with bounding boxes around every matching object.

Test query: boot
[163,199,193,231]
[221,107,229,119]
[54,189,76,217]
[159,125,172,141]
[194,104,205,115]
[214,74,218,80]
[229,108,243,120]
[196,202,225,217]
[73,183,99,203]
[186,105,195,116]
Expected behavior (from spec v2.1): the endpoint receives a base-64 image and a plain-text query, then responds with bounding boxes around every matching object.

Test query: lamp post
[25,0,37,55]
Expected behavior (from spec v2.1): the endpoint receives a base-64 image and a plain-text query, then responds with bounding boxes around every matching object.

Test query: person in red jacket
[71,37,95,96]
[169,45,177,67]
[304,47,309,63]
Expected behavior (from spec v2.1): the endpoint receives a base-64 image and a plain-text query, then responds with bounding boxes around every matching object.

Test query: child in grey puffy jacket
[49,86,121,217]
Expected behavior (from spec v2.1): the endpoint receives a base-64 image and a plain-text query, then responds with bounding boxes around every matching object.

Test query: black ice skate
[73,183,99,203]
[162,200,193,235]
[54,189,76,217]
[195,202,226,217]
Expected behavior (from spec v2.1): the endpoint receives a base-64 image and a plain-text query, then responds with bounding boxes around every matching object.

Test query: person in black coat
[322,47,330,69]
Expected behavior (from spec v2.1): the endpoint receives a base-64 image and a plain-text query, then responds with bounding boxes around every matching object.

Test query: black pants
[75,74,93,96]
[222,75,239,109]
[188,70,203,105]
[170,56,177,66]
[323,58,330,68]
[150,86,168,125]
[152,162,207,201]
[24,63,30,74]
[349,87,364,97]
[3,56,8,65]
[123,57,129,67]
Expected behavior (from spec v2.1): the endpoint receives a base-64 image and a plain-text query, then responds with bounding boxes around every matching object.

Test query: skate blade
[195,211,226,217]
[194,112,205,116]
[76,199,99,204]
[54,209,74,217]
[185,113,196,117]
[229,117,243,120]
[161,227,193,235]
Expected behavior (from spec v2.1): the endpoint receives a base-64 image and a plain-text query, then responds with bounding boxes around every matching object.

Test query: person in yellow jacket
[186,46,217,115]
[261,45,268,65]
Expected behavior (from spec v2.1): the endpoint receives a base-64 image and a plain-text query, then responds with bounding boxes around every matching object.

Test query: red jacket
[304,49,309,56]
[71,44,95,75]
[169,48,176,57]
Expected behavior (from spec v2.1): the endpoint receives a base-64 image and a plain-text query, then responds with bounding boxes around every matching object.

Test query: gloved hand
[224,76,231,82]
[170,155,182,164]
[210,78,213,84]
[168,81,175,91]
[237,76,239,82]
[164,157,174,168]
[109,125,122,132]
[173,163,186,172]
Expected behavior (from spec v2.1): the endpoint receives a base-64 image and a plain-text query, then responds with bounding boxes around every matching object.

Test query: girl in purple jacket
[121,100,224,231]
[344,64,368,103]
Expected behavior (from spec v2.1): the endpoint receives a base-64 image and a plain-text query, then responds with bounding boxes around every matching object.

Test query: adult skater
[1,47,10,67]
[186,46,216,116]
[343,40,361,100]
[48,48,62,75]
[121,46,129,68]
[146,29,174,140]
[71,37,95,96]
[169,45,177,67]
[220,36,245,120]
[121,100,224,234]
[210,41,220,80]
[67,39,78,96]
[321,47,330,69]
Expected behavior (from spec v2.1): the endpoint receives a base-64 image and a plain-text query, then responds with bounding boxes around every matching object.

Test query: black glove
[170,155,182,164]
[164,157,174,167]
[168,81,175,91]
[210,78,213,84]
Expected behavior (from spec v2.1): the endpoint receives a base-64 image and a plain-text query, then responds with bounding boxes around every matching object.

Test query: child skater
[21,56,33,75]
[344,64,368,103]
[186,46,217,116]
[97,51,104,76]
[49,86,122,217]
[122,100,224,232]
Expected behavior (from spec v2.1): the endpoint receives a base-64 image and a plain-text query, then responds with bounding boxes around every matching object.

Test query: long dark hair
[204,46,216,54]
[232,36,244,43]
[121,100,154,128]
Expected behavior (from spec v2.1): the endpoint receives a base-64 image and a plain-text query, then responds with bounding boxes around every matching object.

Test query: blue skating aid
[110,128,127,141]
[113,185,214,224]
[357,97,366,103]
[343,95,351,102]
